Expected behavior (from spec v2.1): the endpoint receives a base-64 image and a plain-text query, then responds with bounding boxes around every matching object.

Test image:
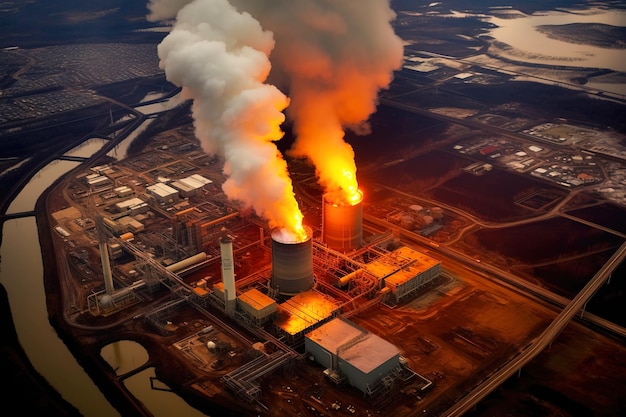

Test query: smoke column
[148,0,403,220]
[148,0,305,236]
[230,0,404,202]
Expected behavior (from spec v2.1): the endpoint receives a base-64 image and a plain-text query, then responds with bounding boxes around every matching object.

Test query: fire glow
[272,224,311,244]
[148,0,402,237]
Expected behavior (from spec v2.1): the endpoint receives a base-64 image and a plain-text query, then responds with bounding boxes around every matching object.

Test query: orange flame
[289,211,308,242]
[338,168,361,205]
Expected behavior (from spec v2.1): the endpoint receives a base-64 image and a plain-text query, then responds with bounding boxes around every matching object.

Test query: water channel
[0,93,207,416]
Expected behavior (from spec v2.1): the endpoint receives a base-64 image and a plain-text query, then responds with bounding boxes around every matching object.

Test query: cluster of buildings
[452,130,605,189]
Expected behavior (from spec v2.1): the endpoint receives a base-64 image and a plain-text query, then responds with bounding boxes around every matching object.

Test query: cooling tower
[220,235,236,315]
[271,226,314,295]
[322,190,363,252]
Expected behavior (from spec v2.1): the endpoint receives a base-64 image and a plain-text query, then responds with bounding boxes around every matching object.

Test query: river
[488,8,626,72]
[0,92,208,417]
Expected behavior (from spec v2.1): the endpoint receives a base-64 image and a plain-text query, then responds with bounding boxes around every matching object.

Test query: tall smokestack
[220,235,236,316]
[323,190,363,252]
[271,226,314,295]
[99,241,114,295]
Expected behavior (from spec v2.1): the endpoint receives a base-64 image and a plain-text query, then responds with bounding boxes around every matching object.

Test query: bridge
[442,240,626,416]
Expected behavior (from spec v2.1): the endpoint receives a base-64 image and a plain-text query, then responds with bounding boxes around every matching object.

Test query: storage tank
[400,215,415,229]
[322,190,363,252]
[431,206,443,220]
[271,226,314,295]
[165,252,207,273]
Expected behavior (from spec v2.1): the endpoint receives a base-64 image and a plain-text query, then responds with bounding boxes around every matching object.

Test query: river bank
[0,282,80,416]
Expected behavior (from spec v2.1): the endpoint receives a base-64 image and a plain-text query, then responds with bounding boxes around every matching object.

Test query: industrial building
[114,197,148,214]
[274,290,340,344]
[147,182,179,204]
[305,317,402,395]
[236,288,277,325]
[170,173,213,197]
[374,246,441,303]
[73,154,441,406]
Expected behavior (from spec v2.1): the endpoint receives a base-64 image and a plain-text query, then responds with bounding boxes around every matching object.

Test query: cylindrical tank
[165,252,207,273]
[271,226,314,295]
[322,190,363,252]
[431,207,443,220]
[119,232,134,241]
[400,215,415,229]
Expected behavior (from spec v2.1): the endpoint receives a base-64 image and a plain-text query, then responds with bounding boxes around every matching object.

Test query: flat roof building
[274,290,340,343]
[147,182,179,204]
[364,246,441,303]
[305,317,400,394]
[237,288,277,324]
[171,174,213,197]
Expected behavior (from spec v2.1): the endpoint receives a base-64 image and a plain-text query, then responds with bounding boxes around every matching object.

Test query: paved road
[441,240,626,417]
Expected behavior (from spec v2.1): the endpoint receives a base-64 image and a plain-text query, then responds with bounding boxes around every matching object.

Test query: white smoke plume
[148,0,403,220]
[146,0,191,22]
[152,0,302,232]
[230,0,404,196]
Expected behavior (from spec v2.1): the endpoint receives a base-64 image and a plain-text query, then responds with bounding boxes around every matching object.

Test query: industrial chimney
[322,190,363,252]
[99,241,114,295]
[220,235,236,316]
[270,226,314,295]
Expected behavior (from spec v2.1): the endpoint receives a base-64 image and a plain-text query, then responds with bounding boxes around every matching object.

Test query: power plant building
[364,246,441,303]
[274,290,340,343]
[237,288,277,325]
[305,317,400,394]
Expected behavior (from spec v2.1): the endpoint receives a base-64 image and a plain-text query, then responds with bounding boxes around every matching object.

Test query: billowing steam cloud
[151,0,302,233]
[147,0,403,223]
[230,0,404,200]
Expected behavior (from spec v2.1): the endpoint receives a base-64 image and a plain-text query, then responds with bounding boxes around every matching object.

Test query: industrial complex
[49,135,446,414]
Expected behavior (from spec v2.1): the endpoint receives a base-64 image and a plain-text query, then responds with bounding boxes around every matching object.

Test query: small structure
[237,288,277,325]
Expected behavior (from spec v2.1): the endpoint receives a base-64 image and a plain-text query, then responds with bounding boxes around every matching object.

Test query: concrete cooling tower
[322,190,363,252]
[271,226,314,295]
